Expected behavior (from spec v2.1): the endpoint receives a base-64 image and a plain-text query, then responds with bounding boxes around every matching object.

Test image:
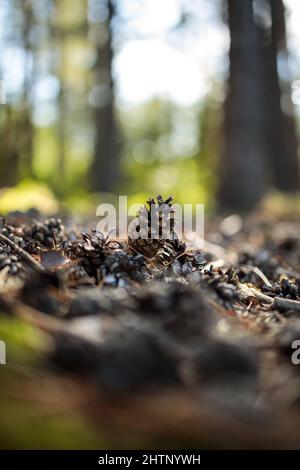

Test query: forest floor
[1,197,300,449]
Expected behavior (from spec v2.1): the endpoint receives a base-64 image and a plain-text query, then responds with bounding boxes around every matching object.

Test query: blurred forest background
[0,0,300,216]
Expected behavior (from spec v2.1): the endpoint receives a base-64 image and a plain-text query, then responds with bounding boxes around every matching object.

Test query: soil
[1,205,300,449]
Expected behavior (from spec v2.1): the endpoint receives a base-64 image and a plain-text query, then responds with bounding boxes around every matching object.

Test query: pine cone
[64,230,146,284]
[23,218,65,253]
[0,219,25,275]
[128,195,185,264]
[0,249,23,276]
[63,230,107,277]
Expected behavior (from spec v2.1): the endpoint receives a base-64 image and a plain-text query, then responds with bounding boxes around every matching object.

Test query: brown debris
[1,198,300,448]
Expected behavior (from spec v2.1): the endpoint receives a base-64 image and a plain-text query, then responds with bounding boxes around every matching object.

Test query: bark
[20,0,35,177]
[57,33,67,180]
[0,0,34,186]
[89,0,119,193]
[218,0,267,213]
[265,0,299,191]
[0,107,20,186]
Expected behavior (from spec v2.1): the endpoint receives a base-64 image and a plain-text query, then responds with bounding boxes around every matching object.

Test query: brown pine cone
[23,218,65,253]
[128,195,185,264]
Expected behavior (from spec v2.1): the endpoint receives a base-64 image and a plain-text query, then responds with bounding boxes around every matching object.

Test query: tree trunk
[20,0,35,178]
[0,0,34,186]
[0,107,20,187]
[218,0,267,213]
[89,0,119,193]
[265,0,299,191]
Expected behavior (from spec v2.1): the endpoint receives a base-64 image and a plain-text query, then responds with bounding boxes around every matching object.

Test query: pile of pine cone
[0,196,202,287]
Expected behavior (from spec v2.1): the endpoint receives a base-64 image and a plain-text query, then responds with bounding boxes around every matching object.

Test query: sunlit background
[0,0,299,215]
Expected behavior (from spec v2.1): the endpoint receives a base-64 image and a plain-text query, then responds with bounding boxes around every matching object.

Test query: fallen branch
[236,283,258,305]
[274,297,300,312]
[236,283,274,305]
[249,286,274,304]
[0,233,44,272]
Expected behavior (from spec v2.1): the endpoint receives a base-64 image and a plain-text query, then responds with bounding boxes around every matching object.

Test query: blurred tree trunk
[53,0,69,188]
[89,0,119,193]
[0,0,34,186]
[20,0,35,178]
[265,0,299,191]
[0,107,20,187]
[218,0,267,212]
[57,29,67,180]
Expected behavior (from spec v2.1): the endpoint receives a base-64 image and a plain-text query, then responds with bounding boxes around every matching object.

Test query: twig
[236,283,274,305]
[159,251,187,269]
[206,297,231,316]
[274,297,300,312]
[251,266,272,288]
[127,243,157,268]
[0,233,44,272]
[203,259,226,270]
[248,286,274,304]
[236,283,259,305]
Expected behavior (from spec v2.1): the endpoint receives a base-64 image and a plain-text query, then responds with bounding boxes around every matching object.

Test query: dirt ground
[1,198,300,449]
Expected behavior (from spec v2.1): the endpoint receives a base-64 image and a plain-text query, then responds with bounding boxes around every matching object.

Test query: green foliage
[0,180,59,214]
[0,404,102,450]
[0,315,44,365]
[0,315,105,449]
[120,98,220,212]
[0,0,223,212]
